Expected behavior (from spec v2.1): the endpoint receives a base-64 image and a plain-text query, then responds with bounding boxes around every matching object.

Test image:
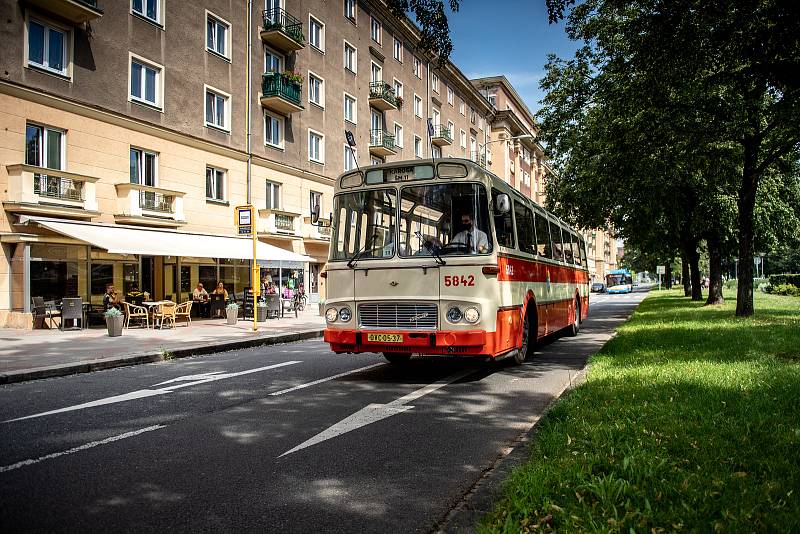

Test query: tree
[541,0,800,316]
[386,0,460,62]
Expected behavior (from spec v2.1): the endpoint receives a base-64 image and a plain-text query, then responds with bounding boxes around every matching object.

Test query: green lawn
[481,290,800,533]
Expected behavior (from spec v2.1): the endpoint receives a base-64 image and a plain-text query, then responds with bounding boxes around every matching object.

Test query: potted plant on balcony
[395,95,404,109]
[281,70,303,85]
[105,307,124,337]
[256,301,269,322]
[226,303,239,325]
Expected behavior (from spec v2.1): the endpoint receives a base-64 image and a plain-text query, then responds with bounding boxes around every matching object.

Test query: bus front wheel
[568,296,581,337]
[513,308,536,365]
[383,352,412,365]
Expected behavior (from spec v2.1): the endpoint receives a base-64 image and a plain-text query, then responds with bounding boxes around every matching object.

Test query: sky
[446,0,580,115]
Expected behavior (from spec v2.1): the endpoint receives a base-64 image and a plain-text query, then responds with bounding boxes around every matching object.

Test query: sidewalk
[0,308,326,385]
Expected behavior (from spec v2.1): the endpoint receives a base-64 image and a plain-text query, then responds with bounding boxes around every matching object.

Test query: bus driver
[452,213,489,254]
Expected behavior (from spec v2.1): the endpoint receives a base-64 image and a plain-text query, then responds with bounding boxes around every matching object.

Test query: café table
[141,300,171,328]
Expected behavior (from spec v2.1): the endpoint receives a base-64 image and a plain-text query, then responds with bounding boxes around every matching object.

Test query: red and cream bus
[319,158,590,365]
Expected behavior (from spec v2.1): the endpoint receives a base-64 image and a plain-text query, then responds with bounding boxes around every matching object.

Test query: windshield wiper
[348,233,380,268]
[415,231,446,265]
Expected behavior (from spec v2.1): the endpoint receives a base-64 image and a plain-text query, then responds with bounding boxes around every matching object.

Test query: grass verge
[481,290,800,532]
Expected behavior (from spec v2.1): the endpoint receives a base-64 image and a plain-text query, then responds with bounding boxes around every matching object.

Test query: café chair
[153,301,177,329]
[32,296,60,329]
[124,301,150,329]
[175,301,192,326]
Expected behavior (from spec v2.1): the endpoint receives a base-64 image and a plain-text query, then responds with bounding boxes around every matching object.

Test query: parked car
[591,282,607,293]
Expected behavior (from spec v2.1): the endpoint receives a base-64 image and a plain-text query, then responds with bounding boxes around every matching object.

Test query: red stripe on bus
[496,255,589,284]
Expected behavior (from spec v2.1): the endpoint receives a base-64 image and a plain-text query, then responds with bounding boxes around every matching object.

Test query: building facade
[0,0,499,327]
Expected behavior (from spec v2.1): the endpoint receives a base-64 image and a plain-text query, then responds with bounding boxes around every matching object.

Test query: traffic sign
[235,205,254,236]
[656,265,666,274]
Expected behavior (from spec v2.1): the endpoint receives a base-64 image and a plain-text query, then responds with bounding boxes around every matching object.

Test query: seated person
[212,282,228,300]
[451,213,489,254]
[103,283,122,311]
[192,283,210,318]
[126,285,144,306]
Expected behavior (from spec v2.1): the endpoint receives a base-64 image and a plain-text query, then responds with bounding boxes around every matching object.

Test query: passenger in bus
[452,213,489,253]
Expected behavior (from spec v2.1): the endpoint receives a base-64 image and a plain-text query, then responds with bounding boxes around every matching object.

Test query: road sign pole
[253,231,258,332]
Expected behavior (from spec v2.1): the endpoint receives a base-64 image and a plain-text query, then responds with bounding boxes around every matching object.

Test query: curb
[0,328,324,385]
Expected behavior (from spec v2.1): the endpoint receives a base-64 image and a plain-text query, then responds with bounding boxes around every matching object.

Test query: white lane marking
[279,368,475,457]
[3,361,301,423]
[0,425,166,474]
[269,363,385,396]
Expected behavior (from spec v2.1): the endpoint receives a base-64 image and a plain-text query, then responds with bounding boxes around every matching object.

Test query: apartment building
[0,0,496,327]
[473,76,617,282]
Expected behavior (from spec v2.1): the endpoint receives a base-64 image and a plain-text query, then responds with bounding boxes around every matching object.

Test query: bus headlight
[446,307,463,323]
[339,306,352,322]
[325,307,339,322]
[464,307,480,324]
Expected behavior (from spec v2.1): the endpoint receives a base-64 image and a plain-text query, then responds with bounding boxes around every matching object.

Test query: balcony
[431,125,453,147]
[260,8,304,52]
[302,216,332,242]
[3,164,99,219]
[258,209,301,239]
[368,82,397,111]
[26,0,103,24]
[470,151,487,168]
[114,183,186,227]
[369,129,397,157]
[260,72,304,115]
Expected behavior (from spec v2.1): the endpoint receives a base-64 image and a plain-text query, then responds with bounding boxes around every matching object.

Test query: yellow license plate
[367,333,403,343]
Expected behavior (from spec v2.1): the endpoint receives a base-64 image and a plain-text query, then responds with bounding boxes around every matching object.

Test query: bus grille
[358,303,438,330]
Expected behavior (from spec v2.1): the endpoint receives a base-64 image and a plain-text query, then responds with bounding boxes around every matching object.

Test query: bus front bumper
[324,329,494,356]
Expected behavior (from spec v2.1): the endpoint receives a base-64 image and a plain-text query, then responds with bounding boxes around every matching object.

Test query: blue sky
[447,0,580,115]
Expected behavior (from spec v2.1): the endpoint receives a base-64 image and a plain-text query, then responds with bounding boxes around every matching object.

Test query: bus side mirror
[495,194,511,214]
[311,203,320,224]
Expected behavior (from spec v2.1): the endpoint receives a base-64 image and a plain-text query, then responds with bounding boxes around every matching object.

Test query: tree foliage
[386,0,460,63]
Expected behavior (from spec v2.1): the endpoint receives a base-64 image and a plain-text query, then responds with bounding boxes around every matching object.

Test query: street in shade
[0,292,645,533]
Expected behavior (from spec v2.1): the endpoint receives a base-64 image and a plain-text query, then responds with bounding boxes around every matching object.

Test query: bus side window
[572,233,582,266]
[563,228,574,264]
[514,201,536,255]
[492,189,515,248]
[549,219,564,261]
[580,237,588,268]
[534,208,552,258]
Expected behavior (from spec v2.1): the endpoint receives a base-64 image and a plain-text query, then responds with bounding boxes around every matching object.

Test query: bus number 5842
[444,275,475,287]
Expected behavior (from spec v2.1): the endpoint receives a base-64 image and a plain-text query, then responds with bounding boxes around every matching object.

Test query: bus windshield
[399,183,492,257]
[331,188,397,261]
[607,274,632,286]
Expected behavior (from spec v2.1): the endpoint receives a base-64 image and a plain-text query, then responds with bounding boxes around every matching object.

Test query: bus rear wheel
[513,308,535,365]
[383,352,412,365]
[568,296,581,337]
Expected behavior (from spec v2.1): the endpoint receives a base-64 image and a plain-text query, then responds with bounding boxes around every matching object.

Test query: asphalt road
[0,290,647,533]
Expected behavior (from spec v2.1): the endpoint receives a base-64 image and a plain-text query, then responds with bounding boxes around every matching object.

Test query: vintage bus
[319,159,590,365]
[606,269,633,294]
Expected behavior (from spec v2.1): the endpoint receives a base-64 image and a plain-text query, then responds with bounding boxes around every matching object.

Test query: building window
[413,95,422,117]
[487,91,497,107]
[393,79,403,99]
[432,146,441,158]
[265,181,281,210]
[308,72,324,107]
[206,13,229,58]
[344,0,356,21]
[130,148,157,186]
[25,123,64,170]
[394,123,403,148]
[470,106,476,124]
[309,130,324,163]
[431,108,440,127]
[130,56,161,108]
[414,136,422,158]
[413,56,420,78]
[344,93,357,123]
[370,16,381,44]
[447,86,454,106]
[393,36,402,62]
[344,145,357,171]
[206,166,225,200]
[460,129,467,149]
[371,158,382,166]
[265,46,283,73]
[344,41,357,73]
[264,112,283,148]
[132,0,161,24]
[309,15,324,51]
[431,72,440,93]
[447,120,454,138]
[205,87,230,131]
[27,20,67,76]
[310,191,322,214]
[370,62,382,84]
[459,98,465,115]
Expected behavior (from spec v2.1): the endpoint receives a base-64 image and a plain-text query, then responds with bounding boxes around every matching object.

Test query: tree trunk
[735,134,760,317]
[665,262,673,289]
[689,249,702,301]
[682,257,691,296]
[705,235,724,305]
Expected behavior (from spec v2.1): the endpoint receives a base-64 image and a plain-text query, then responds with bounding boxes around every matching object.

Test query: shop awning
[22,216,314,263]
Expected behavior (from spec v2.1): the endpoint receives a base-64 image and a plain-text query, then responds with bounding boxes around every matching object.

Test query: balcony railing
[470,151,487,167]
[261,8,304,51]
[275,214,294,231]
[261,72,303,114]
[431,125,452,146]
[34,173,84,201]
[318,225,331,236]
[27,0,103,24]
[139,191,174,213]
[369,129,396,156]
[368,81,397,111]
